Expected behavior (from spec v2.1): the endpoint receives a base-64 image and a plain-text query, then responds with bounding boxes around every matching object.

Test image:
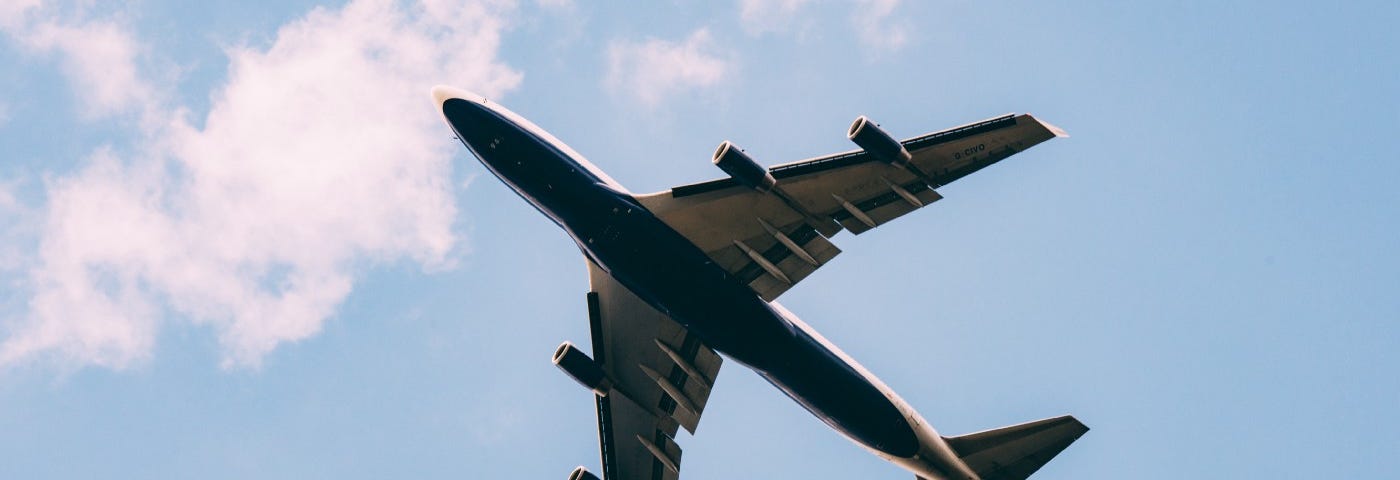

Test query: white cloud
[0,1,156,121]
[605,28,732,107]
[0,0,523,370]
[18,19,154,119]
[852,0,908,52]
[0,0,42,29]
[738,0,813,35]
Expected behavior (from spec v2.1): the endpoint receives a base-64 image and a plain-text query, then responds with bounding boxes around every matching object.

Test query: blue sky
[1,0,1397,478]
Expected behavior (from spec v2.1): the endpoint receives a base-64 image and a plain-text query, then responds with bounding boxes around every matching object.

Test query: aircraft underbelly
[575,200,922,459]
[438,87,1084,480]
[443,94,922,461]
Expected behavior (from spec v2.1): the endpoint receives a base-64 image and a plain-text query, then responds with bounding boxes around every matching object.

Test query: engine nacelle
[553,341,611,396]
[568,466,601,480]
[712,141,776,192]
[847,115,911,166]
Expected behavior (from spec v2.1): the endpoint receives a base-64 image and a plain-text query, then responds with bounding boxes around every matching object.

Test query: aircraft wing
[634,113,1065,301]
[581,260,724,480]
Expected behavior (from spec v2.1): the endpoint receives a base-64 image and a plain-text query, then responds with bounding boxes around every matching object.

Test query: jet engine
[712,141,776,192]
[553,341,611,396]
[568,466,600,480]
[847,115,911,166]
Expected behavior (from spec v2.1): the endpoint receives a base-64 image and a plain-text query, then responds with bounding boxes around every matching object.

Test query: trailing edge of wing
[636,113,1064,301]
[584,261,725,480]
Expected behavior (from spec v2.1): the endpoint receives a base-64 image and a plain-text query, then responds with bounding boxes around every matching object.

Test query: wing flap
[830,180,944,235]
[637,113,1064,301]
[602,392,682,480]
[585,261,728,480]
[720,220,842,301]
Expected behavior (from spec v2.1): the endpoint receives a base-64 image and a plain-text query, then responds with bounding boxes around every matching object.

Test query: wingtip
[1039,116,1070,138]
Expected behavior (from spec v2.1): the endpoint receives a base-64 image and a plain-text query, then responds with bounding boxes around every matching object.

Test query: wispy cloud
[0,0,522,370]
[0,180,32,275]
[852,0,908,52]
[738,0,813,35]
[533,0,574,11]
[605,28,732,107]
[0,0,42,29]
[18,19,154,119]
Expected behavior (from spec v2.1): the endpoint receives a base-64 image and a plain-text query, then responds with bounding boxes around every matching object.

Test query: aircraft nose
[435,86,511,166]
[431,85,488,110]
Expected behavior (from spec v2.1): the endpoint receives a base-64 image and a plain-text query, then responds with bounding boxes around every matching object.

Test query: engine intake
[568,466,600,480]
[553,341,611,396]
[712,141,776,192]
[847,115,911,166]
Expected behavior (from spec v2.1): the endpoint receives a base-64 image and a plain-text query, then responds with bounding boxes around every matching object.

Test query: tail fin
[943,415,1089,480]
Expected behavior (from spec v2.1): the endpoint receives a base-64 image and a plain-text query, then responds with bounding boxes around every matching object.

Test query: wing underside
[635,113,1064,301]
[585,261,723,480]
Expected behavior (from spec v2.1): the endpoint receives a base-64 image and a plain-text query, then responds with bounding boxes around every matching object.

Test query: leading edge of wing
[670,113,1063,198]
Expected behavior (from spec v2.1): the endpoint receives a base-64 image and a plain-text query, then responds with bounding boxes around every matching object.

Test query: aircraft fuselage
[439,92,976,480]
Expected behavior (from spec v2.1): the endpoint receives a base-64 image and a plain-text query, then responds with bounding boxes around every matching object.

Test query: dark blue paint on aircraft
[441,97,920,458]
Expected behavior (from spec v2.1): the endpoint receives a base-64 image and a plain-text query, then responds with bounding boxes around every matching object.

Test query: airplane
[431,85,1088,480]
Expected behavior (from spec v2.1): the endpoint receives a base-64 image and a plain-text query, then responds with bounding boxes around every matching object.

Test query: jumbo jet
[432,85,1088,480]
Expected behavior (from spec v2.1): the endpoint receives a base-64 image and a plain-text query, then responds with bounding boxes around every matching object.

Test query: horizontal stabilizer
[944,415,1088,480]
